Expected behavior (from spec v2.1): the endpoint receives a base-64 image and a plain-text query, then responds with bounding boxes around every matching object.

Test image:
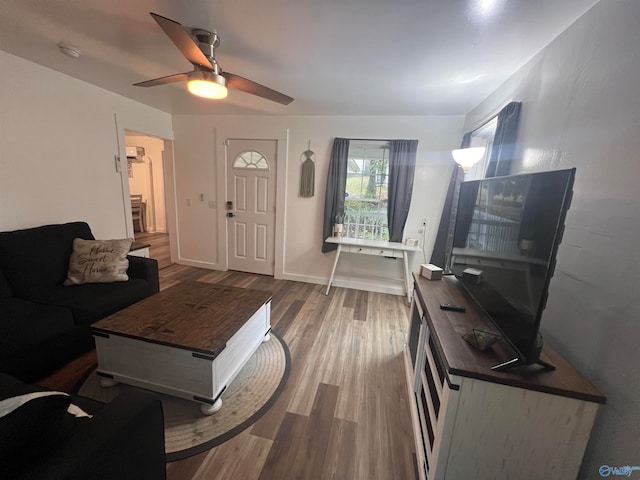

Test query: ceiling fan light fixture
[187,70,227,99]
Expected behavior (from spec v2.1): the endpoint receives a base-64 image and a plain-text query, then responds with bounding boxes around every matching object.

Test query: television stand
[405,273,606,480]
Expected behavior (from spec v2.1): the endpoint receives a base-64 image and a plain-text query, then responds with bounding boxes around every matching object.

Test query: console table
[129,241,151,258]
[325,236,420,303]
[406,273,605,480]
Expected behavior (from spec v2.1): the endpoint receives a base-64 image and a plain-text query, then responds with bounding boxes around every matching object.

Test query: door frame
[116,124,178,266]
[214,125,289,279]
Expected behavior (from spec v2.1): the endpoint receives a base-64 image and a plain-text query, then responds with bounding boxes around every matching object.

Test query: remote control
[440,303,466,312]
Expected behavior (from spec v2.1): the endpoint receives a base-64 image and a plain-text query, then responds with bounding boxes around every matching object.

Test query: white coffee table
[91,281,271,415]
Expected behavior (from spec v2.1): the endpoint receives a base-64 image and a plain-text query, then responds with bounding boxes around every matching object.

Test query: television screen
[449,168,575,368]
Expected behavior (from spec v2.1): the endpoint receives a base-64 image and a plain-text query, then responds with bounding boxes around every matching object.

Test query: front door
[226,139,277,275]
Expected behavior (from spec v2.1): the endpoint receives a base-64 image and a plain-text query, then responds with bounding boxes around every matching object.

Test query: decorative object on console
[64,238,134,285]
[333,214,345,237]
[420,263,442,280]
[462,328,502,351]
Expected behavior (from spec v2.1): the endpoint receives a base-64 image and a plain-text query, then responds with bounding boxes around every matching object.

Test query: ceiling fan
[134,12,293,105]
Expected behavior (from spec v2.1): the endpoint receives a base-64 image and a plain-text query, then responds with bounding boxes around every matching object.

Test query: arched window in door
[233,150,269,170]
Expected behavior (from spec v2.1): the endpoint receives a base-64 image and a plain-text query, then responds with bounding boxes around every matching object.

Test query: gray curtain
[388,139,418,242]
[485,101,522,178]
[430,133,471,270]
[322,138,350,253]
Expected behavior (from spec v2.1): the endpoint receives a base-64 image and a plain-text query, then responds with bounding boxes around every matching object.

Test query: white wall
[172,115,464,293]
[465,1,640,475]
[0,51,172,239]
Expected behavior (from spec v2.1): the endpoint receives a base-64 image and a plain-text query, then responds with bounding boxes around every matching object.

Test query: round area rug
[78,332,290,461]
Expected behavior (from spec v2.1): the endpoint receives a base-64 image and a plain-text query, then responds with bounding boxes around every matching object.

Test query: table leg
[99,378,118,388]
[200,398,222,416]
[325,244,342,295]
[403,251,412,304]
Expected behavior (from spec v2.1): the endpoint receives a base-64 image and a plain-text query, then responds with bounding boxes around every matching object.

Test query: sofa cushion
[0,326,94,383]
[0,222,94,297]
[64,238,133,286]
[30,278,151,325]
[0,299,75,357]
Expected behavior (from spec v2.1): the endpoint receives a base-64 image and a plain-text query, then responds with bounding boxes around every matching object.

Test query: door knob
[226,212,235,218]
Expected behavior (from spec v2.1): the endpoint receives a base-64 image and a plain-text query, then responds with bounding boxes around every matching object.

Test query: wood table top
[92,281,272,356]
[414,273,606,404]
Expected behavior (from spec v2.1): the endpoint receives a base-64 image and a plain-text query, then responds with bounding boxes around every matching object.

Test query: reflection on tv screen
[450,169,574,360]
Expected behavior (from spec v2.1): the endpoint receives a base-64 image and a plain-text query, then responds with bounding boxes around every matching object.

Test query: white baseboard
[332,275,404,296]
[176,258,220,270]
[170,265,405,297]
[280,271,405,297]
[278,272,327,285]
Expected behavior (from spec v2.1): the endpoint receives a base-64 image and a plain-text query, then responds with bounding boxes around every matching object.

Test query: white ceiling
[0,0,599,116]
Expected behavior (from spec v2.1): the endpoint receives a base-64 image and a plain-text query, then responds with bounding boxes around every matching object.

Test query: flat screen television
[449,168,576,371]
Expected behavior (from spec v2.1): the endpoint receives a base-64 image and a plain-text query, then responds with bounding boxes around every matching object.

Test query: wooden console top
[92,281,272,356]
[413,273,606,404]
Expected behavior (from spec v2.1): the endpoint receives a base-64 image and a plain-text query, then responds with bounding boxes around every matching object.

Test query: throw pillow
[64,238,133,286]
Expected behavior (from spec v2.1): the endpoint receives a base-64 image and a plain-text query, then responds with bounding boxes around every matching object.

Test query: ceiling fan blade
[222,72,294,105]
[134,72,188,87]
[150,12,213,70]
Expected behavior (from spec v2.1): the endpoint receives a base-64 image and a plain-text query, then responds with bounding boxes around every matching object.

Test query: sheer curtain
[322,138,349,253]
[388,140,418,242]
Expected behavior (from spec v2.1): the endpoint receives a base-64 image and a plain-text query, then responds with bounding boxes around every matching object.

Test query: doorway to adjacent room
[124,131,174,269]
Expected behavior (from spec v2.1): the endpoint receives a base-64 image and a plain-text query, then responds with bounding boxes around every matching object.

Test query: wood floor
[134,231,172,270]
[39,265,418,480]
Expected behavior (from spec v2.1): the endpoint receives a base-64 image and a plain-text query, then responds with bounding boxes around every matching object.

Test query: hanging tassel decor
[300,141,315,197]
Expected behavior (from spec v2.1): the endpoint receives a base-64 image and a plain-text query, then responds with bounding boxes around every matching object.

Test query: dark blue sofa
[0,222,159,382]
[0,372,166,479]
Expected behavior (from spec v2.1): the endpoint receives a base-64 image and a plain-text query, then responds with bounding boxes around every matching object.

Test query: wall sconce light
[451,147,486,172]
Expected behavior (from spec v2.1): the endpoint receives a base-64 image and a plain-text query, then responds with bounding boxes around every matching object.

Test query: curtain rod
[467,113,498,135]
[467,100,518,134]
[347,138,390,142]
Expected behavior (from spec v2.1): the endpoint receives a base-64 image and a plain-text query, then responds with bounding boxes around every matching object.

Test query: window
[344,141,390,241]
[233,150,269,169]
[466,116,498,180]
